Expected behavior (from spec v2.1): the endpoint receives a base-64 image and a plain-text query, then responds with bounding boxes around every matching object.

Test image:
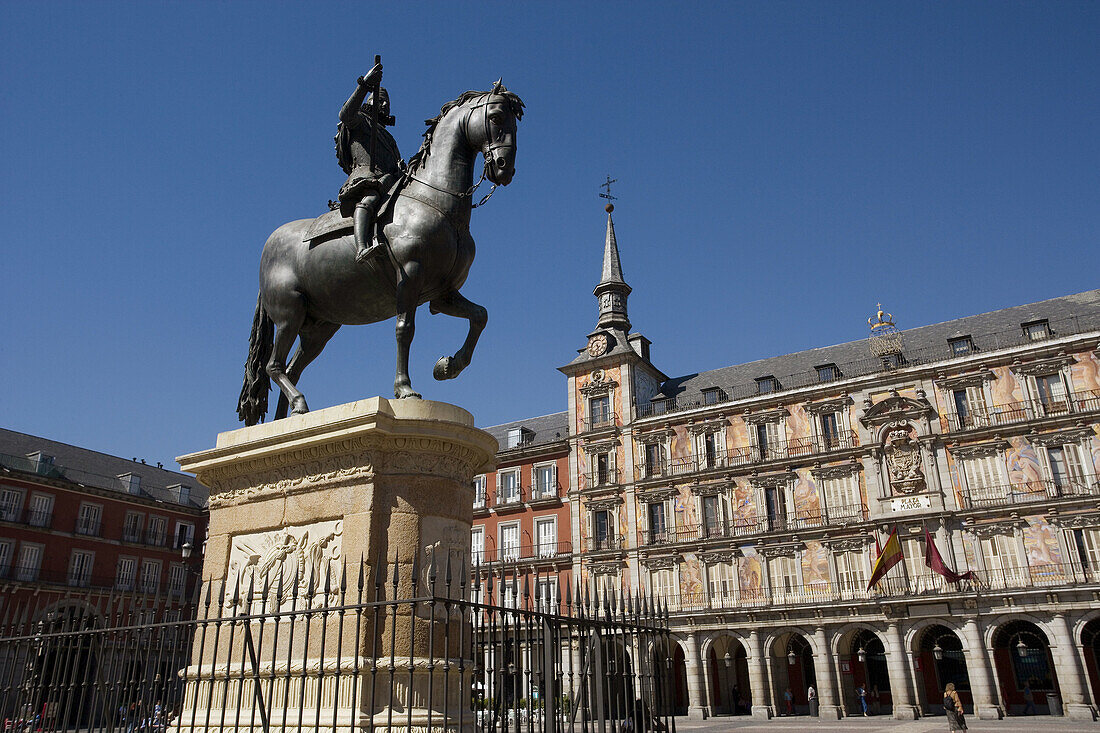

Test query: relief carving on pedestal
[227,519,342,609]
[884,426,925,495]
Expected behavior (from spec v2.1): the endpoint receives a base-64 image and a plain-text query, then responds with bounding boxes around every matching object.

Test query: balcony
[0,507,54,528]
[122,527,144,543]
[960,479,1100,509]
[528,481,563,504]
[475,541,574,566]
[584,535,624,553]
[75,517,102,537]
[583,411,617,433]
[635,503,870,547]
[2,567,178,597]
[942,390,1100,433]
[145,530,167,547]
[661,560,1100,613]
[587,468,620,490]
[634,432,860,482]
[494,488,524,511]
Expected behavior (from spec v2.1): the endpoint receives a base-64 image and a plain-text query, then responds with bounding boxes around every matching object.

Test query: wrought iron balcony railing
[472,540,574,566]
[584,535,624,552]
[634,432,860,481]
[582,411,617,432]
[0,507,53,528]
[960,479,1100,509]
[941,390,1100,433]
[635,503,869,547]
[74,517,102,537]
[587,468,620,489]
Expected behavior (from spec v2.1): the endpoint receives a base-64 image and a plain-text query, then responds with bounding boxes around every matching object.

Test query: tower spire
[594,177,631,333]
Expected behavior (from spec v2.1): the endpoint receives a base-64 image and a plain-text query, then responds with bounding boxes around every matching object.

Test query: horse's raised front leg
[394,263,422,399]
[429,289,488,381]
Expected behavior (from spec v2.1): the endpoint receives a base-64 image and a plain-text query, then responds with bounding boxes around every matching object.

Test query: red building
[0,428,209,621]
[474,414,572,609]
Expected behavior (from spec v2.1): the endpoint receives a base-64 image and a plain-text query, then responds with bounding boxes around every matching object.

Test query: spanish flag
[867,526,904,590]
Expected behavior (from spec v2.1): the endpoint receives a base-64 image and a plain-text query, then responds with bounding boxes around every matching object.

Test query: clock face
[587,333,609,357]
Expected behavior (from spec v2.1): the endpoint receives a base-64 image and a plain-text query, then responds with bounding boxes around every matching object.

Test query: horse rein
[405,93,513,209]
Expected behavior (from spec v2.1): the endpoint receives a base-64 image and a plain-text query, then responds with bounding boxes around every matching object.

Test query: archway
[706,635,749,715]
[838,627,892,716]
[652,639,688,717]
[590,638,634,724]
[914,624,971,715]
[992,619,1056,715]
[770,631,816,715]
[1083,618,1100,709]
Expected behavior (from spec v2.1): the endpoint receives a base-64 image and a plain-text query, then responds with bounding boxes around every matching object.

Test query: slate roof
[0,427,209,508]
[655,289,1100,406]
[482,411,570,451]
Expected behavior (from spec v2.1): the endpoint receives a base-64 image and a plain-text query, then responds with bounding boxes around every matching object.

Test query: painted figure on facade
[335,60,403,264]
[237,58,523,425]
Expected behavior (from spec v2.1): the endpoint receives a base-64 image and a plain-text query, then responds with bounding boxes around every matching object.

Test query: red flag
[924,527,976,583]
[867,526,904,590]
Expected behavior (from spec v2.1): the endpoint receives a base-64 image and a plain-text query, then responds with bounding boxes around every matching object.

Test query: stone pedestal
[174,398,496,733]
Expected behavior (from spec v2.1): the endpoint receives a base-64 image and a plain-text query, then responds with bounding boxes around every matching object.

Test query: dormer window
[1022,319,1051,341]
[506,427,535,449]
[881,353,906,370]
[702,387,726,405]
[756,376,779,394]
[815,364,840,383]
[948,336,975,356]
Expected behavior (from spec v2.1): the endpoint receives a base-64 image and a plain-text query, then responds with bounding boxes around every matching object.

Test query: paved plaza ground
[670,715,1098,732]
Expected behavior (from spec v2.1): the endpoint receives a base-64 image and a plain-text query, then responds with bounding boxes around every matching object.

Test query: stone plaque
[226,519,342,608]
[890,495,931,512]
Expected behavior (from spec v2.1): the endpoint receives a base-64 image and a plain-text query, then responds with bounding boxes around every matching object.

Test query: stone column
[960,617,1003,719]
[175,398,497,733]
[684,632,709,719]
[886,622,919,720]
[1051,613,1098,720]
[814,627,841,719]
[748,629,772,719]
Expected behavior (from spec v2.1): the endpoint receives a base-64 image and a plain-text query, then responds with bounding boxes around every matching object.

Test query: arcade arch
[704,634,749,715]
[651,637,688,717]
[836,626,892,716]
[912,623,972,715]
[768,630,816,715]
[991,619,1057,715]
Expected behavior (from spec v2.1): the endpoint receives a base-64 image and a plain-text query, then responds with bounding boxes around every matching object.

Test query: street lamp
[1016,639,1029,658]
[932,642,944,661]
[787,649,797,666]
[723,652,732,669]
[724,652,734,715]
[181,542,193,559]
[856,646,867,663]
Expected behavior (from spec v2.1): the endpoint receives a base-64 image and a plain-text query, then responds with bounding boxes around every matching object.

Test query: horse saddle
[302,177,406,244]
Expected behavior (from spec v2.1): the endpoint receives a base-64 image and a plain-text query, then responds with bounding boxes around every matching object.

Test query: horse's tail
[236,292,273,426]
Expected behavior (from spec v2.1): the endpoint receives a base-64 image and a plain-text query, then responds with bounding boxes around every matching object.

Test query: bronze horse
[237,84,523,425]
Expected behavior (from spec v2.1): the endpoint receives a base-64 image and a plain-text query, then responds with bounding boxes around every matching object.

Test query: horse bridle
[407,92,514,208]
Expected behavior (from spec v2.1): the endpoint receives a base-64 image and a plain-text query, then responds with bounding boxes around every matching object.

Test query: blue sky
[1,2,1098,469]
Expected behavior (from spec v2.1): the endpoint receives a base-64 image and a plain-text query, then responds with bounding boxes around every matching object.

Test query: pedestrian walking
[1023,683,1037,715]
[855,684,869,716]
[944,682,967,731]
[784,687,794,715]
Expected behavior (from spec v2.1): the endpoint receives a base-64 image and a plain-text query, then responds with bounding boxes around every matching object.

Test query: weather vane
[599,175,617,212]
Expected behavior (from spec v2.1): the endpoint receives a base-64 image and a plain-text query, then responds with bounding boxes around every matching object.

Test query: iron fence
[0,557,675,733]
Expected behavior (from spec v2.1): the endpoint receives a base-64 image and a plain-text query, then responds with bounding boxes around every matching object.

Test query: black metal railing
[587,468,620,489]
[634,432,860,481]
[942,390,1100,433]
[637,315,1099,419]
[0,507,53,528]
[474,541,574,565]
[585,536,624,552]
[959,479,1100,509]
[74,517,102,537]
[0,559,675,733]
[582,412,618,432]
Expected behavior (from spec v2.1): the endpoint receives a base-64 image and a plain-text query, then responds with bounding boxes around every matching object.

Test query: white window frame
[76,502,103,536]
[140,559,162,594]
[497,468,521,506]
[470,527,485,566]
[123,511,144,542]
[534,517,558,557]
[1030,371,1071,415]
[498,522,521,562]
[834,549,868,599]
[15,543,43,581]
[168,563,188,596]
[694,428,726,469]
[1039,441,1089,492]
[532,462,558,499]
[822,473,862,522]
[147,515,167,545]
[0,538,13,577]
[27,492,53,527]
[68,549,95,587]
[699,494,725,538]
[751,419,784,461]
[706,561,737,606]
[473,475,487,508]
[980,532,1026,588]
[767,553,802,602]
[591,508,614,549]
[958,452,1008,504]
[592,451,616,486]
[174,521,195,550]
[116,556,138,591]
[535,576,558,613]
[0,487,24,522]
[650,567,677,609]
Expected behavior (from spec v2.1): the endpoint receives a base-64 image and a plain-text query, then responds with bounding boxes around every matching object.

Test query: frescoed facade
[471,207,1100,723]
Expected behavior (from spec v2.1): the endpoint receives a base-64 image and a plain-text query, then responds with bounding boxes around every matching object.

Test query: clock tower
[592,206,632,338]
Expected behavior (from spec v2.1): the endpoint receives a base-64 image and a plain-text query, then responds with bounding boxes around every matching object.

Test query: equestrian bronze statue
[236,63,523,426]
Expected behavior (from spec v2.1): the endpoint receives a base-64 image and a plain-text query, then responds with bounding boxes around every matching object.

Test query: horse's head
[466,80,524,186]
